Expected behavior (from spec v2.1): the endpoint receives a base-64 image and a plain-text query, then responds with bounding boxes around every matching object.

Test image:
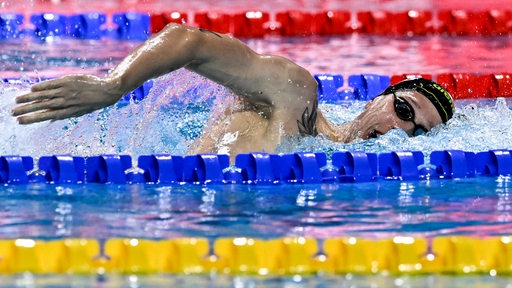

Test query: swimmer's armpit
[199,28,223,38]
[297,100,318,136]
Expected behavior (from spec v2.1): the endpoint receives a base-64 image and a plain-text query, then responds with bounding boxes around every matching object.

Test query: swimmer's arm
[13,23,317,124]
[109,23,318,107]
[13,24,208,124]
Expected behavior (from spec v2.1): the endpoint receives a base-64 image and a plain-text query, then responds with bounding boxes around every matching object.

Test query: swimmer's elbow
[157,23,207,62]
[160,22,187,35]
[161,23,199,44]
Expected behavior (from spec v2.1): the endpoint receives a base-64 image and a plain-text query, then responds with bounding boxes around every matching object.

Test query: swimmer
[11,23,454,158]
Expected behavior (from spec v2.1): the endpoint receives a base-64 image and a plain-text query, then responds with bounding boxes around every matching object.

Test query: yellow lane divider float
[0,236,511,275]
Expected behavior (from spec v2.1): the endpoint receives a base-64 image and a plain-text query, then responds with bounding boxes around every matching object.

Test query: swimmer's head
[344,78,455,141]
[379,78,455,123]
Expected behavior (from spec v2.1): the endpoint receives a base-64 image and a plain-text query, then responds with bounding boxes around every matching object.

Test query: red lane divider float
[437,9,512,36]
[274,10,353,36]
[1,9,512,40]
[312,11,353,36]
[233,11,270,38]
[437,73,512,99]
[356,10,434,35]
[150,11,189,34]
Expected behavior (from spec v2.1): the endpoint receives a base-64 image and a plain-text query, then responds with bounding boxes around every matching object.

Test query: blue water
[1,177,511,240]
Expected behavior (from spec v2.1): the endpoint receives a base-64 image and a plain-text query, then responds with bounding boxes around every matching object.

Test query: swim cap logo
[432,82,455,110]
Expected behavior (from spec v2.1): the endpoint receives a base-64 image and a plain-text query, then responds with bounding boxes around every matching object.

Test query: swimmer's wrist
[104,77,128,101]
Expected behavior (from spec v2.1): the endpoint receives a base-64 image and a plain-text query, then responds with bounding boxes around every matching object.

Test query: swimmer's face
[351,90,443,140]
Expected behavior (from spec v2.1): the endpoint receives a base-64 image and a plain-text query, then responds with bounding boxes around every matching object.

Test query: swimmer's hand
[12,75,123,124]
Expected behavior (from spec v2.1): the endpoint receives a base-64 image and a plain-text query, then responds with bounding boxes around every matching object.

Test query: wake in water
[1,72,512,161]
[0,71,221,158]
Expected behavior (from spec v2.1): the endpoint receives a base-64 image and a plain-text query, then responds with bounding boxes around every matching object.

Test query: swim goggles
[392,92,427,136]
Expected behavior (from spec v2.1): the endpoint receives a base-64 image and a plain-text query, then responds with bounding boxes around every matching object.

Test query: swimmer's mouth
[368,130,382,139]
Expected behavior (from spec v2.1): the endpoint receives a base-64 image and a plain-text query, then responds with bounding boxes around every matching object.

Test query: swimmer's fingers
[13,74,117,124]
[14,89,61,104]
[16,106,85,125]
[30,75,93,91]
[12,97,67,117]
[16,75,96,104]
[30,78,66,91]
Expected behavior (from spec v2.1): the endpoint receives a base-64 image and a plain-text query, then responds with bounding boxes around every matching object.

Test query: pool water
[1,176,511,240]
[1,178,512,286]
[2,2,512,287]
[2,34,512,78]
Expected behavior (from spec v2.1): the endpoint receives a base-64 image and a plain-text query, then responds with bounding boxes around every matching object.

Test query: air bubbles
[495,97,511,114]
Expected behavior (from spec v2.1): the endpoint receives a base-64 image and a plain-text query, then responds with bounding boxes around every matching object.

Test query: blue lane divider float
[314,74,391,103]
[378,151,424,181]
[476,149,512,176]
[2,77,154,105]
[430,150,476,179]
[235,153,280,184]
[348,74,391,100]
[0,13,24,39]
[183,154,230,184]
[0,156,33,184]
[85,155,132,184]
[331,151,378,182]
[138,154,184,184]
[315,74,355,102]
[279,152,326,183]
[1,150,512,185]
[1,12,150,41]
[30,13,68,39]
[0,73,393,106]
[111,12,150,41]
[38,155,85,183]
[69,13,107,39]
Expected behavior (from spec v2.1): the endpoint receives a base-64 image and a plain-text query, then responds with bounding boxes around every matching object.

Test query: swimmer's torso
[189,109,277,156]
[188,93,318,158]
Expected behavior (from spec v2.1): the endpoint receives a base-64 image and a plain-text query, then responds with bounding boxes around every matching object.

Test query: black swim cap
[380,78,455,123]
